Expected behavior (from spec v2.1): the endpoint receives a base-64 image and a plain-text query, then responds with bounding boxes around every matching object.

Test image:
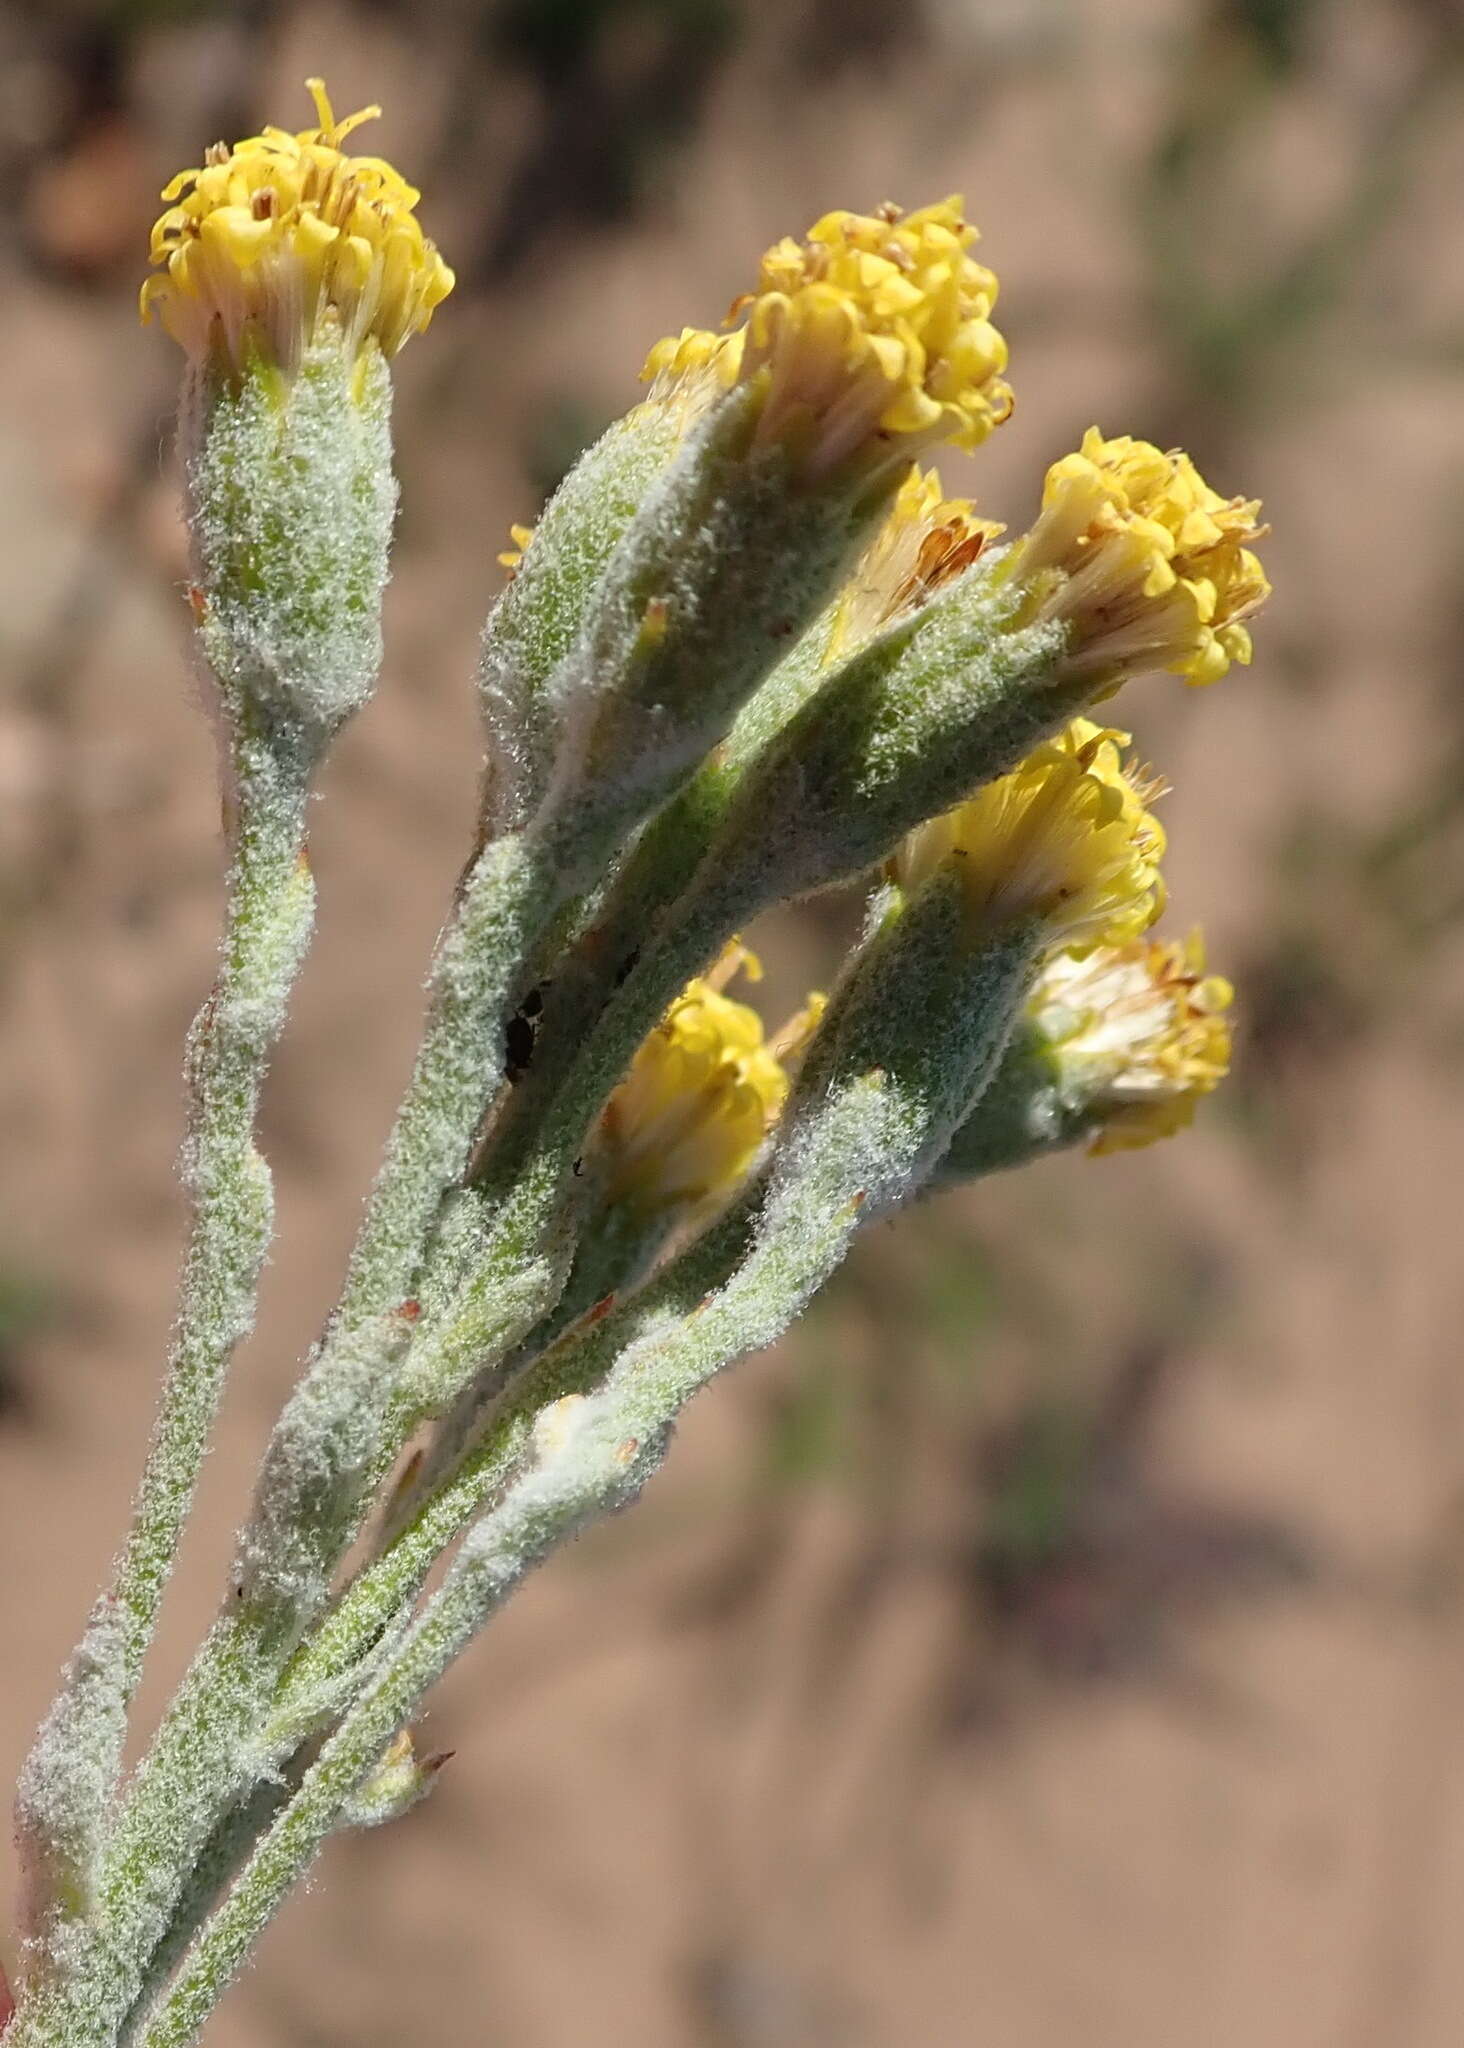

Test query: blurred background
[2,1,1464,2042]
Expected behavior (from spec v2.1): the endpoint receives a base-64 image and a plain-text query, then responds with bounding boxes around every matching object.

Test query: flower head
[141,78,454,371]
[1009,428,1269,689]
[1030,929,1234,1151]
[892,717,1166,952]
[642,199,1012,486]
[601,945,816,1216]
[829,465,1003,657]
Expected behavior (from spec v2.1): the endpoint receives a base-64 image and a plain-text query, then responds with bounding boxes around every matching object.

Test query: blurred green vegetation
[1137,0,1463,438]
[0,1262,54,1425]
[763,1221,1000,1492]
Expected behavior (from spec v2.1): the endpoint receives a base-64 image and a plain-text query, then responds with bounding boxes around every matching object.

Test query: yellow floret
[601,945,803,1215]
[641,199,1012,485]
[1009,427,1269,689]
[140,78,454,371]
[497,522,536,578]
[829,464,1004,657]
[891,717,1167,952]
[1029,928,1234,1150]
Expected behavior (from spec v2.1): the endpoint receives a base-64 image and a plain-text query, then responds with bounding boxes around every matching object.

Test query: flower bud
[498,375,879,882]
[142,82,451,746]
[141,78,452,375]
[596,944,821,1223]
[179,335,398,741]
[786,882,1043,1210]
[936,927,1234,1179]
[643,197,1012,489]
[786,734,1166,1207]
[688,555,1069,917]
[1030,928,1233,1151]
[890,718,1166,954]
[485,198,1016,876]
[340,1728,450,1830]
[478,400,690,833]
[1003,427,1269,692]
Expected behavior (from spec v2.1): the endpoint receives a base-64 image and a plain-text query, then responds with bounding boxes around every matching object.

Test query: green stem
[54,826,589,2048]
[113,717,316,1697]
[273,1199,751,1726]
[55,840,584,2048]
[5,719,316,2046]
[135,1074,892,2048]
[396,1196,673,1534]
[115,1777,295,2048]
[243,844,759,1749]
[132,911,1039,2048]
[377,876,749,1434]
[329,831,553,1331]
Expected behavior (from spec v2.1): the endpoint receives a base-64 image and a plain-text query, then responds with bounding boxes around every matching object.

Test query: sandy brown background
[3,1,1464,2042]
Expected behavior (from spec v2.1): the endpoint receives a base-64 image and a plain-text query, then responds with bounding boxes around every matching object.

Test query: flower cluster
[15,108,1281,2048]
[1030,930,1234,1151]
[892,718,1166,952]
[642,198,1012,484]
[141,78,454,371]
[1009,427,1270,689]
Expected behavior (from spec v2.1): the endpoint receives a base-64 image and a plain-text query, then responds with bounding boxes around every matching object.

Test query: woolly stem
[4,717,315,2043]
[114,717,316,1698]
[375,877,750,1434]
[329,831,553,1331]
[132,1071,903,2048]
[391,1195,675,1539]
[138,915,1040,2048]
[273,1198,752,1726]
[66,808,636,2045]
[114,1778,295,2048]
[52,825,720,2048]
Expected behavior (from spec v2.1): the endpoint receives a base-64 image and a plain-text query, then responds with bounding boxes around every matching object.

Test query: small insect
[504,984,546,1083]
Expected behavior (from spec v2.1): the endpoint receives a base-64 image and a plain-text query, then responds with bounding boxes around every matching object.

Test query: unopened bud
[340,1729,451,1830]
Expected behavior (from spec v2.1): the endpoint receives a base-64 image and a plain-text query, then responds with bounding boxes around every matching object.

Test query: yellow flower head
[892,717,1167,952]
[141,78,455,371]
[1010,428,1270,689]
[829,464,1004,657]
[641,198,1012,486]
[1030,928,1234,1151]
[601,945,815,1215]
